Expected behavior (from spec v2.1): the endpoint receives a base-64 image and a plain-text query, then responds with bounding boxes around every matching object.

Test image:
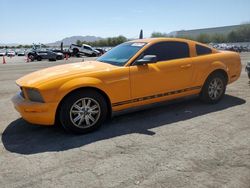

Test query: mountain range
[46,36,103,46]
[0,36,103,47]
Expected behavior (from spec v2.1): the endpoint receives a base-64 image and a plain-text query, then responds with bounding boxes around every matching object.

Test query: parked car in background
[12,38,242,134]
[0,49,6,56]
[95,48,106,55]
[210,43,250,52]
[69,44,100,57]
[6,50,15,57]
[246,62,250,79]
[51,49,71,58]
[16,49,26,56]
[27,49,64,61]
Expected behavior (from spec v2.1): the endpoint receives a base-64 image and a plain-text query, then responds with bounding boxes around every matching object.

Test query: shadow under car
[2,95,246,155]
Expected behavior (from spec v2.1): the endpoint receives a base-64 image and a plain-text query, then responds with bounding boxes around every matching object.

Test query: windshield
[97,42,146,66]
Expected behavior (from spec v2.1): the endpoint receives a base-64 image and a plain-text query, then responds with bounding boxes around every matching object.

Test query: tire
[28,54,35,61]
[72,48,79,56]
[59,89,108,134]
[56,55,63,60]
[199,72,227,104]
[37,56,42,61]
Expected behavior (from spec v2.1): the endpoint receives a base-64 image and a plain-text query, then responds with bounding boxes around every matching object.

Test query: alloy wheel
[70,98,101,128]
[208,78,224,100]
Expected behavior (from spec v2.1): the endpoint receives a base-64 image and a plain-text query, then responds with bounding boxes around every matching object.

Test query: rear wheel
[37,56,42,61]
[200,72,227,104]
[59,90,108,134]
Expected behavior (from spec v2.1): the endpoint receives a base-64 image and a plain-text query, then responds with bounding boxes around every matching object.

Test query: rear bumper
[246,65,250,79]
[12,93,57,125]
[246,65,250,73]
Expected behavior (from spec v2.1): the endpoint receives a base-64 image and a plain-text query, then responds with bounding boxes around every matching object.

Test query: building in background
[169,24,248,38]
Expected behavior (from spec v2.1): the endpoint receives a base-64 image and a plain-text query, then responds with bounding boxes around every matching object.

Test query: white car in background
[16,49,26,56]
[0,49,6,56]
[6,50,15,57]
[69,44,100,57]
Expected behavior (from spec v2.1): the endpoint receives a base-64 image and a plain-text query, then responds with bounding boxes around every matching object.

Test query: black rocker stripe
[112,86,202,107]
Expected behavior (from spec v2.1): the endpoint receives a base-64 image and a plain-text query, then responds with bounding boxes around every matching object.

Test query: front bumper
[12,93,58,125]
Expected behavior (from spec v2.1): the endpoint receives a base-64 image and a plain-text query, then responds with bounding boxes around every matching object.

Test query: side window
[142,41,190,61]
[84,46,92,51]
[196,44,212,56]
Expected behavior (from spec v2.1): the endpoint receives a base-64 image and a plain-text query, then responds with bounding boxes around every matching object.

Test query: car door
[37,51,48,59]
[83,46,93,55]
[47,51,56,59]
[129,41,195,99]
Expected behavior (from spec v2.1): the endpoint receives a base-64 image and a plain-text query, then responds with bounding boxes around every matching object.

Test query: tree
[227,31,238,42]
[176,35,194,40]
[76,40,82,46]
[211,33,226,43]
[151,32,168,38]
[196,33,210,43]
[81,36,127,47]
[237,24,250,42]
[151,24,250,43]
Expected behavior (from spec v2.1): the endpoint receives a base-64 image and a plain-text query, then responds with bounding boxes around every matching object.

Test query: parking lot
[0,54,250,187]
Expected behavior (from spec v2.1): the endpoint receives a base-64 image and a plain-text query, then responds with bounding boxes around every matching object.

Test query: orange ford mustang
[12,38,242,133]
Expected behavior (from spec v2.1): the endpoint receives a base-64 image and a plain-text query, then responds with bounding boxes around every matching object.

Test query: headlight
[25,88,44,103]
[20,87,25,98]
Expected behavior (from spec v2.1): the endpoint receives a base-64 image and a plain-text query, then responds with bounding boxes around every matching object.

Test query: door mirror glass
[135,55,157,65]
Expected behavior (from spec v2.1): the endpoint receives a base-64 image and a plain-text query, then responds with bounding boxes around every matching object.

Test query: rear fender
[203,61,228,83]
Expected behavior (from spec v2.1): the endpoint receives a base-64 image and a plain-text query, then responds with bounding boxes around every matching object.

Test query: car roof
[129,37,194,43]
[129,37,215,51]
[82,44,92,48]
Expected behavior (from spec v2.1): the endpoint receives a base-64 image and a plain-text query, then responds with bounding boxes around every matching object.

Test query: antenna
[139,29,143,39]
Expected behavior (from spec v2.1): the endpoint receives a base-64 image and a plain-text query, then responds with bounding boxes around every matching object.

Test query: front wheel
[28,54,35,61]
[91,53,97,57]
[59,90,108,134]
[199,72,227,104]
[72,49,79,56]
[56,55,63,60]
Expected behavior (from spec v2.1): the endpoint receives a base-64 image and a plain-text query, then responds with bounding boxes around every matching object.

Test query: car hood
[16,61,116,87]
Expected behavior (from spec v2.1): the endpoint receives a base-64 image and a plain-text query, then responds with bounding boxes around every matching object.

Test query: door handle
[180,64,192,69]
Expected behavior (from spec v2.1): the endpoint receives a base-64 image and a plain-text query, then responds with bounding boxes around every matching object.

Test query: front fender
[57,77,105,101]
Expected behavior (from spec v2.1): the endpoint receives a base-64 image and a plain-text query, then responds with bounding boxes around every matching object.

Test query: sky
[1,0,250,44]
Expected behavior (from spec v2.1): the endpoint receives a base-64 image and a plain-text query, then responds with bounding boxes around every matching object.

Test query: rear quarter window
[196,44,212,56]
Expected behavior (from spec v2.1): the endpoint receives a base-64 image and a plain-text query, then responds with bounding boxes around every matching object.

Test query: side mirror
[135,55,157,65]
